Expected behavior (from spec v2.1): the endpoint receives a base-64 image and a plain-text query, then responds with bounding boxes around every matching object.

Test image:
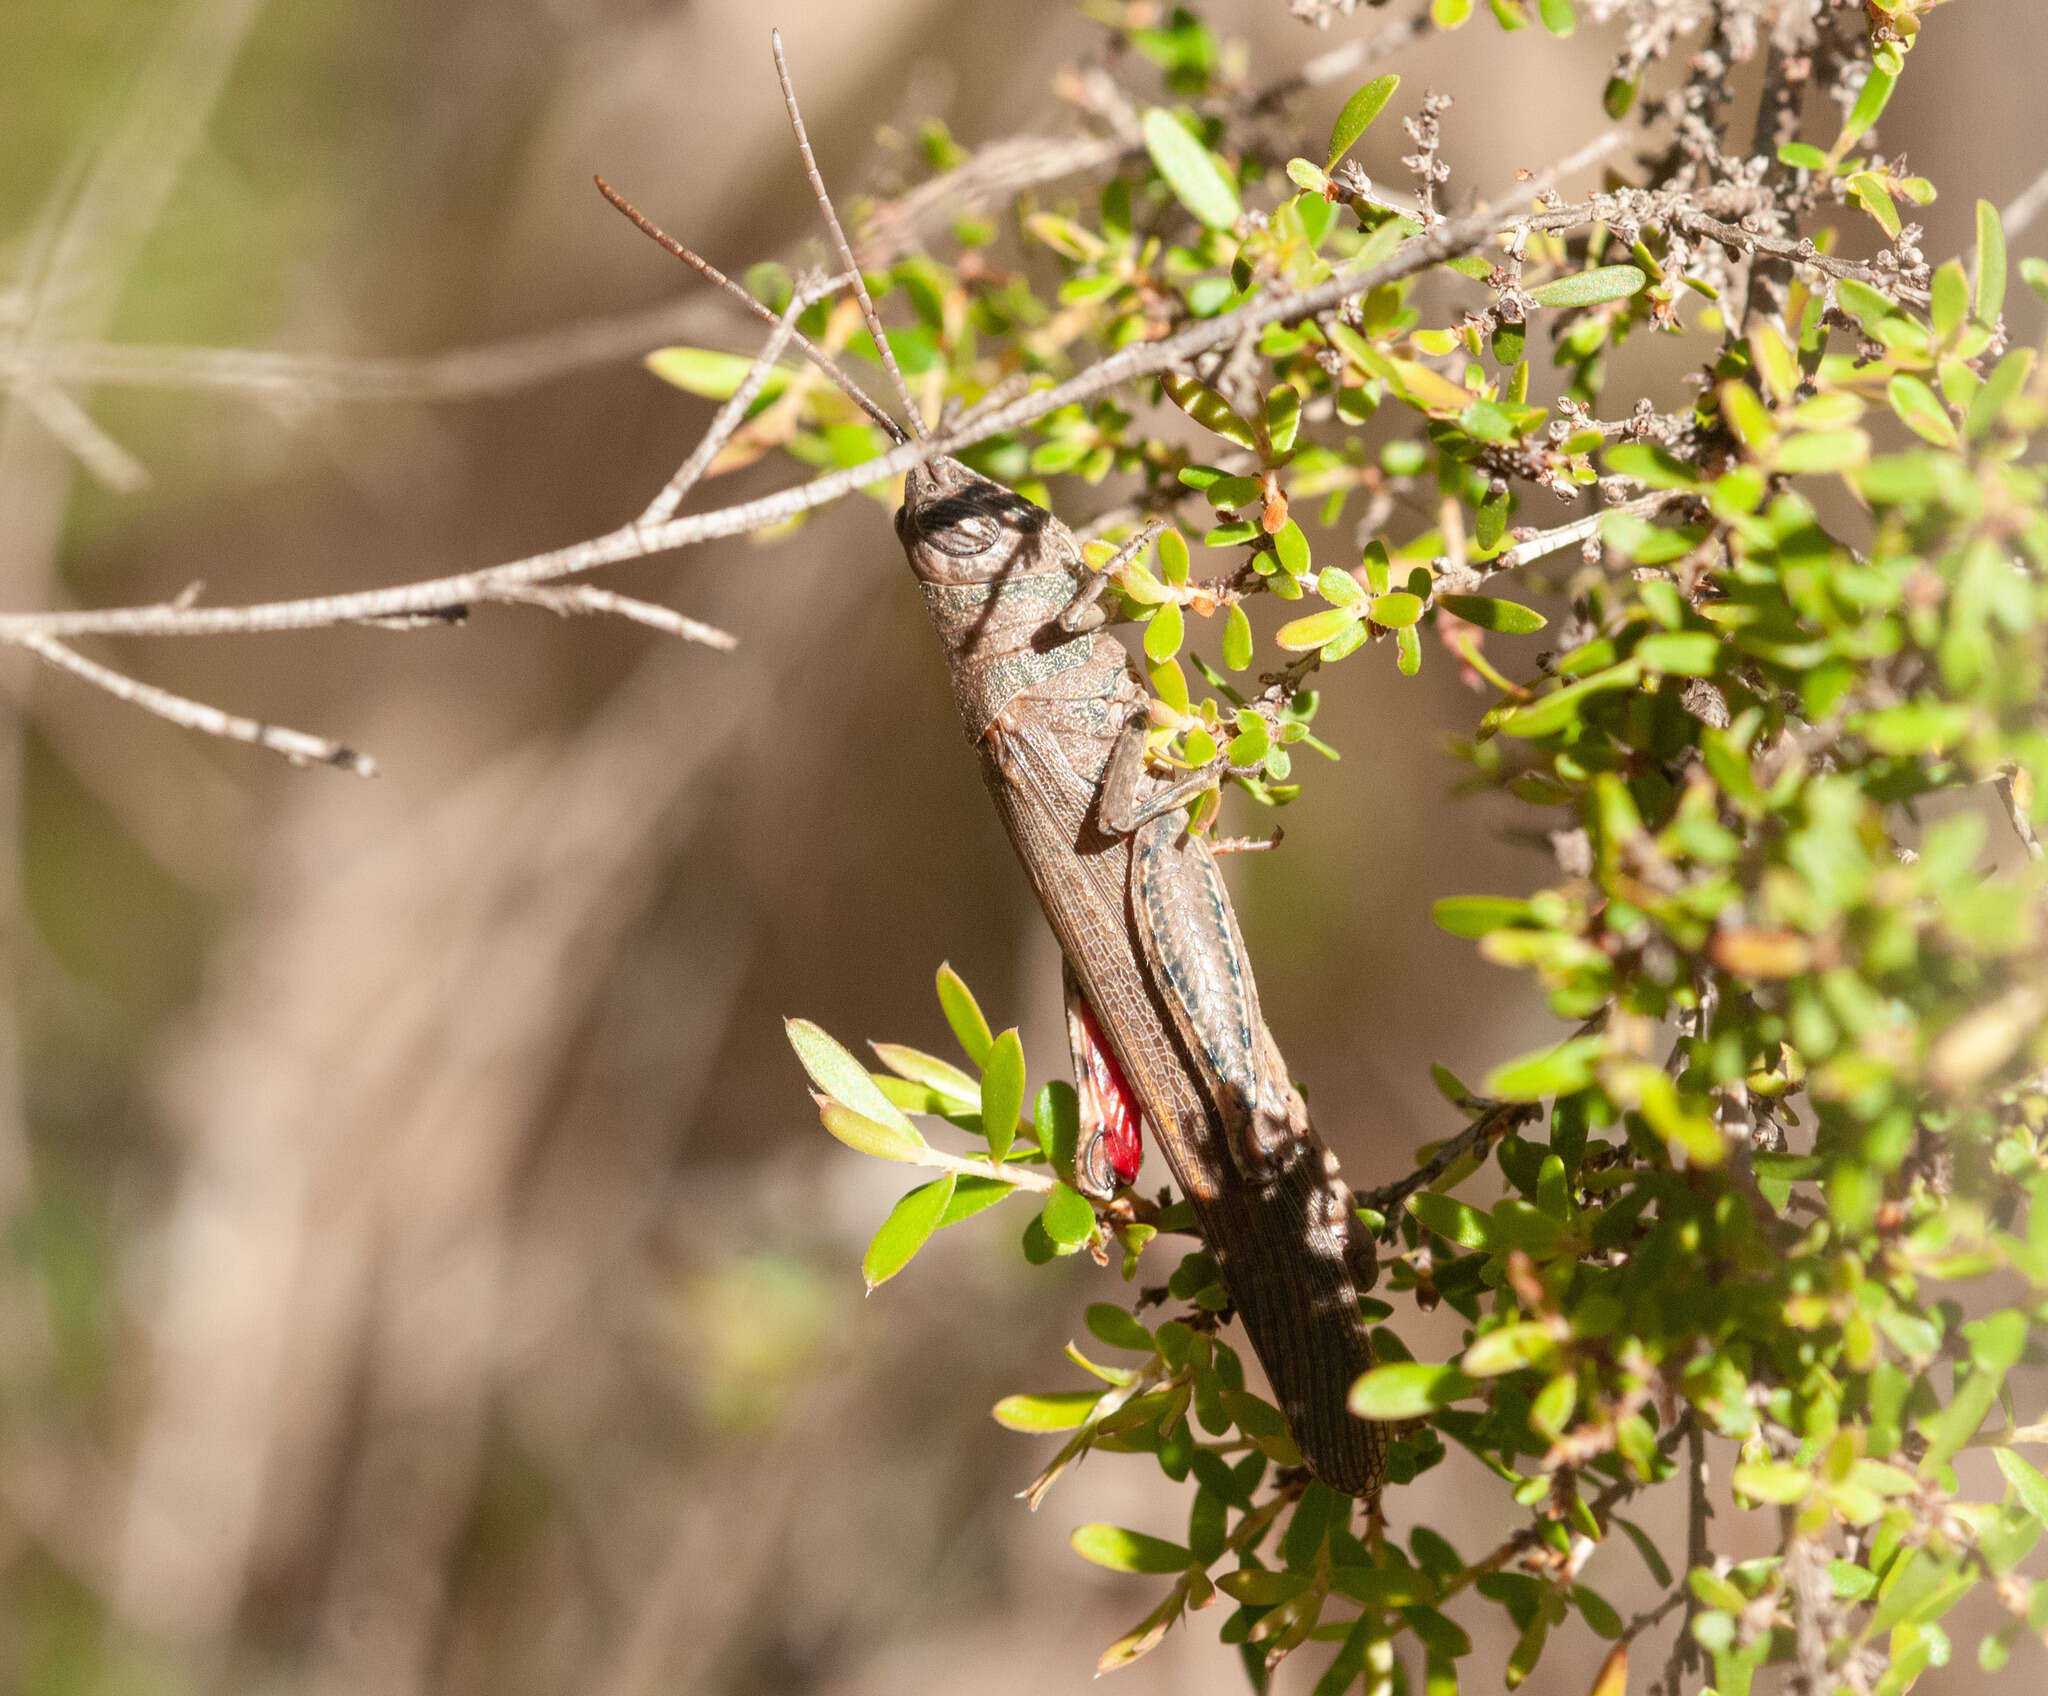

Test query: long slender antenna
[594,175,907,443]
[771,28,929,442]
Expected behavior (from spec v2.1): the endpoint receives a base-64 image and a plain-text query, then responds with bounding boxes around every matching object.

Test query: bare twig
[1357,1100,1538,1228]
[1461,492,1694,588]
[10,376,150,493]
[2001,160,2048,249]
[0,295,740,407]
[1655,1415,1712,1696]
[637,269,837,527]
[0,136,1637,651]
[13,632,375,776]
[861,133,1132,267]
[495,586,737,651]
[0,256,834,767]
[1994,766,2045,861]
[1252,7,1430,113]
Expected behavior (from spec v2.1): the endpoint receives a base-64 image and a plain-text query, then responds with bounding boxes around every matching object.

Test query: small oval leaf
[1530,266,1648,310]
[980,1028,1027,1162]
[1437,594,1546,634]
[1327,74,1400,170]
[788,1018,919,1135]
[862,1174,956,1289]
[1142,108,1242,230]
[1071,1523,1194,1574]
[1348,1361,1479,1420]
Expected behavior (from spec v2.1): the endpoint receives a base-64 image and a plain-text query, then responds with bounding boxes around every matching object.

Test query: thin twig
[0,296,737,407]
[1251,7,1430,113]
[12,632,375,776]
[11,376,150,493]
[2000,160,2048,250]
[494,586,737,651]
[1465,492,1693,588]
[0,137,1637,647]
[1994,767,2044,861]
[1357,1100,1537,1227]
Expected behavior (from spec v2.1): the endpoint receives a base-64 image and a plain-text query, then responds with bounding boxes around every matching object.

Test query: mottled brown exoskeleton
[896,455,1385,1499]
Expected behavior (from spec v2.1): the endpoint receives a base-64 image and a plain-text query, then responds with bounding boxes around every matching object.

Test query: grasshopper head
[895,456,1058,586]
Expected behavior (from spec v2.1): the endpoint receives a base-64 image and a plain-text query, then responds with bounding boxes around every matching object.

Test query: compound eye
[911,494,1003,558]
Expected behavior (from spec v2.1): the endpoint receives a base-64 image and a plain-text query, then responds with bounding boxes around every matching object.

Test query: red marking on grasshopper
[1073,993,1143,1190]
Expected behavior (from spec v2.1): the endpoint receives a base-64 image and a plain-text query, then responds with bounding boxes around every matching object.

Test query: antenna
[594,175,907,444]
[771,29,929,442]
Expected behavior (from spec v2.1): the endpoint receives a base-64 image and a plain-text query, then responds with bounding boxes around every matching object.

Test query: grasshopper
[611,32,1388,1497]
[897,455,1384,1498]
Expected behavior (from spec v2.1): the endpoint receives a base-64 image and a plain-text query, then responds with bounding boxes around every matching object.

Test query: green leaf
[1223,604,1254,670]
[1529,266,1646,310]
[870,1043,979,1110]
[1159,527,1191,585]
[788,1018,919,1135]
[1348,1361,1479,1420]
[1462,1322,1558,1377]
[1369,591,1424,628]
[1408,1190,1492,1249]
[1035,1082,1080,1174]
[644,346,793,401]
[1221,1569,1314,1606]
[1162,373,1259,450]
[1976,198,2008,325]
[1635,632,1721,675]
[1042,1181,1098,1247]
[1849,172,1901,239]
[1327,75,1400,169]
[1438,594,1545,634]
[936,963,995,1066]
[980,1028,1026,1162]
[1276,608,1359,652]
[1329,1566,1437,1608]
[1072,1523,1194,1574]
[993,1389,1101,1431]
[1087,1303,1156,1352]
[1494,661,1644,739]
[1775,428,1872,473]
[862,1175,956,1288]
[1931,260,1970,342]
[1732,1461,1813,1505]
[1887,375,1957,447]
[1841,67,1895,148]
[1142,107,1242,230]
[1145,599,1186,662]
[1318,567,1366,609]
[1484,1035,1605,1101]
[1265,385,1302,455]
[1229,711,1271,766]
[1614,1517,1671,1587]
[819,1102,928,1163]
[1995,1448,2048,1527]
[940,1175,1014,1227]
[1432,895,1533,938]
[1274,519,1312,578]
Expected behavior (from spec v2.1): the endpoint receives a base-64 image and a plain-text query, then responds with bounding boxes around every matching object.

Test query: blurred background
[0,3,2042,1693]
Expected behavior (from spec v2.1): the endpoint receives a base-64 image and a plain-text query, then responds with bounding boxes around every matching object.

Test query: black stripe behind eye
[914,497,1003,556]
